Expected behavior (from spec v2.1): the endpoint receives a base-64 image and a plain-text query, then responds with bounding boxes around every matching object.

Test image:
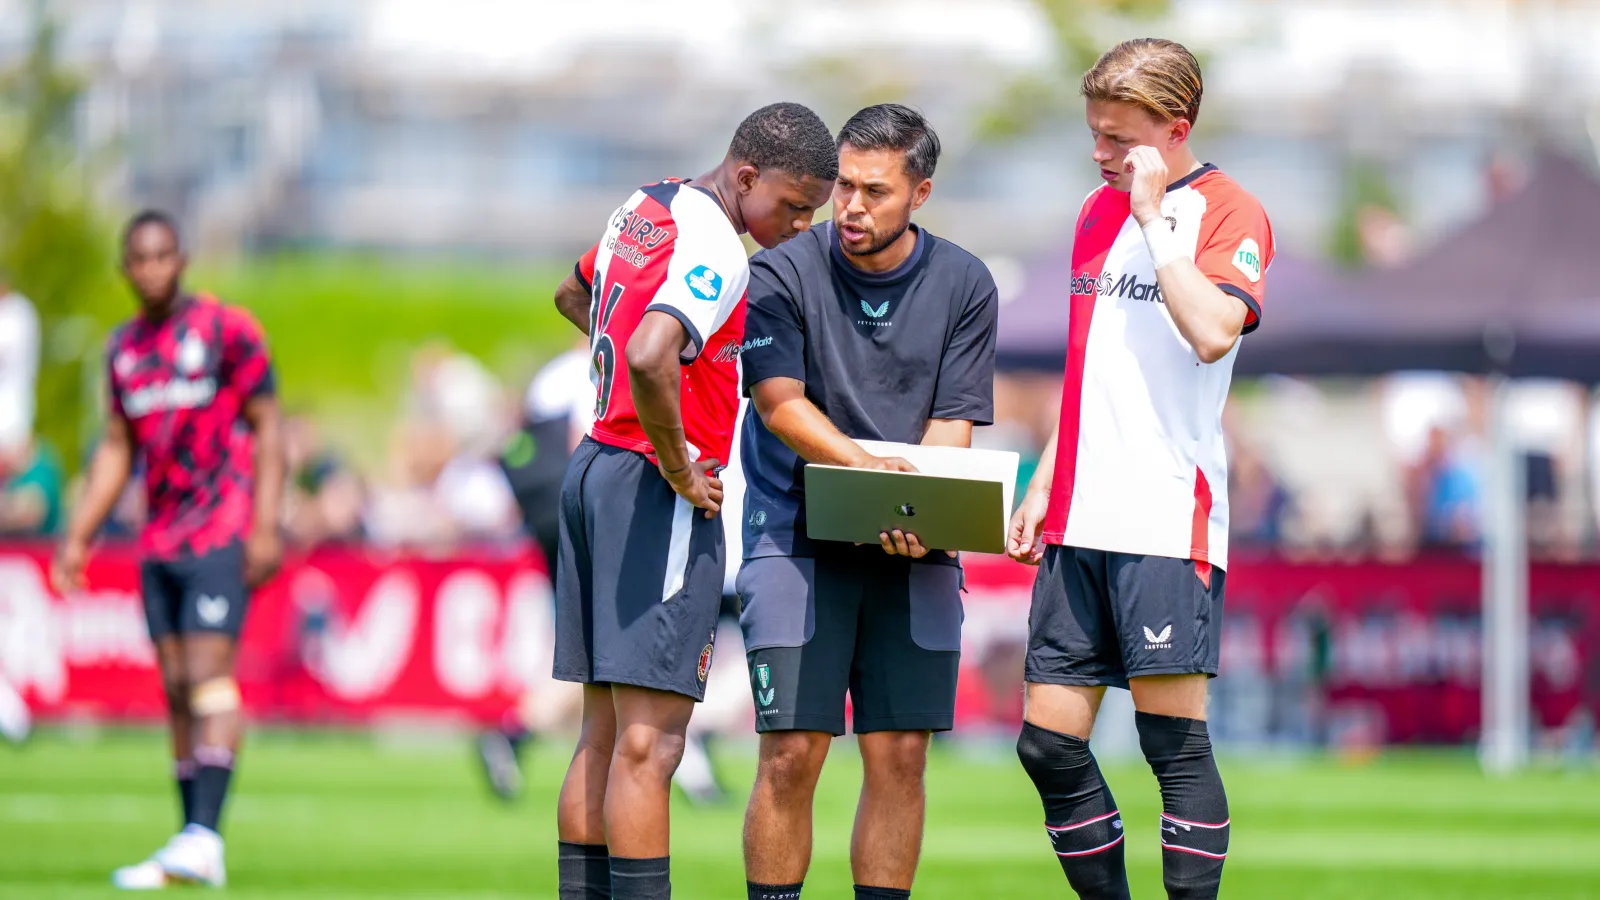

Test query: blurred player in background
[736,104,997,900]
[477,338,727,806]
[0,276,40,744]
[546,103,836,900]
[1006,40,1273,900]
[52,211,285,890]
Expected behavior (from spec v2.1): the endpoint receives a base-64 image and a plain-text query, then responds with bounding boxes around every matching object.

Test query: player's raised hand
[663,458,724,518]
[1007,489,1050,565]
[1124,145,1169,226]
[245,527,283,588]
[857,454,917,474]
[50,538,89,594]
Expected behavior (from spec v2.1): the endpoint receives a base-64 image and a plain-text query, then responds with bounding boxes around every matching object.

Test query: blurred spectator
[0,285,40,476]
[499,340,593,567]
[1407,423,1483,549]
[1506,380,1585,560]
[365,417,519,553]
[1356,204,1413,268]
[1229,438,1293,550]
[281,413,365,548]
[406,340,507,459]
[0,436,63,537]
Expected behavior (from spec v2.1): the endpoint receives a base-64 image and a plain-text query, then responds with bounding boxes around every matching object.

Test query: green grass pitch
[3,729,1598,898]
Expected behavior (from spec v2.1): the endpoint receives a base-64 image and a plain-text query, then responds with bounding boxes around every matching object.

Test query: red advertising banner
[1,544,1596,744]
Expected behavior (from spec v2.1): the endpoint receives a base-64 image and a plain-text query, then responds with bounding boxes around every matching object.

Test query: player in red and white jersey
[1007,40,1273,899]
[544,102,837,899]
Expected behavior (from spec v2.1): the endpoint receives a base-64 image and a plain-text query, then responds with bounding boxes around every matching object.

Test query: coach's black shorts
[737,544,963,736]
[553,437,725,701]
[139,541,251,640]
[1025,545,1225,689]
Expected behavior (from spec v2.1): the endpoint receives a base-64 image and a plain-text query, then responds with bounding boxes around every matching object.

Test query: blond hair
[1081,39,1203,127]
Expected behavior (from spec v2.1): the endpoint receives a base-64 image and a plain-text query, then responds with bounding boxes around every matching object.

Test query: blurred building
[1,0,1597,262]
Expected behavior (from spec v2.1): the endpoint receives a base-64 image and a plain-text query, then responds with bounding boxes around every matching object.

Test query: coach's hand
[245,528,283,588]
[878,528,955,559]
[663,458,724,519]
[856,454,917,473]
[1125,145,1169,226]
[1007,489,1050,566]
[51,538,89,593]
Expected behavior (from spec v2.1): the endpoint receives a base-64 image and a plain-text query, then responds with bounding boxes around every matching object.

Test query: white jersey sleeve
[644,190,750,362]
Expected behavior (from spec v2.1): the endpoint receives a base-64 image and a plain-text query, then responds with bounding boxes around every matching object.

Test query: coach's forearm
[921,418,973,449]
[626,314,693,472]
[1155,260,1246,364]
[554,273,592,336]
[751,377,871,467]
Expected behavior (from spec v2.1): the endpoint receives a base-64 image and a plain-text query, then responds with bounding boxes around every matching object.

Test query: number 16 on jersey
[589,281,624,419]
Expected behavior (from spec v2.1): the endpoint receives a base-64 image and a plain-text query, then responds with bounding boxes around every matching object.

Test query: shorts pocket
[736,557,815,651]
[908,564,964,652]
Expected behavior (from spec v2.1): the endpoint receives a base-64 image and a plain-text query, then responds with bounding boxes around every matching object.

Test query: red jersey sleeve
[1193,186,1272,334]
[220,305,275,399]
[574,243,600,294]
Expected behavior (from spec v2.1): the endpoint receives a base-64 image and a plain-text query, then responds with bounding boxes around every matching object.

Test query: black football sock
[609,855,670,900]
[854,886,911,899]
[174,758,197,827]
[1136,712,1230,900]
[1016,721,1131,900]
[747,881,803,900]
[558,841,611,900]
[188,745,234,834]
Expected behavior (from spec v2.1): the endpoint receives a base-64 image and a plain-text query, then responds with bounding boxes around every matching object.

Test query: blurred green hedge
[195,254,574,468]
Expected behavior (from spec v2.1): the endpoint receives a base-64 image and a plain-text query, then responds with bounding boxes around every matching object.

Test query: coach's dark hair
[728,102,838,182]
[122,209,182,251]
[836,104,941,182]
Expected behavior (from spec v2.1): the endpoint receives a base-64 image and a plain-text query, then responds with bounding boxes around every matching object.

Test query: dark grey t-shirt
[738,222,998,559]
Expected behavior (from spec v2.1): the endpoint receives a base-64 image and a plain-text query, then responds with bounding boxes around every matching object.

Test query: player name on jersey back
[578,180,751,468]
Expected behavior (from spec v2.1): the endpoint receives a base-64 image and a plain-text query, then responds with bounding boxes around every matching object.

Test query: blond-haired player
[1007,39,1273,899]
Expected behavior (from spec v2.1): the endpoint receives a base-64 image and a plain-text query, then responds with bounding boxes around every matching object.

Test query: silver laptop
[803,465,1008,555]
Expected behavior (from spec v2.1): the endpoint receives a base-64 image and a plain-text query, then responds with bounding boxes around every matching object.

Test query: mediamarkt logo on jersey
[1069,271,1166,305]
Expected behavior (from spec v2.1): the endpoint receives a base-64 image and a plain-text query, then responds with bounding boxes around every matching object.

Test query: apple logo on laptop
[896,504,916,516]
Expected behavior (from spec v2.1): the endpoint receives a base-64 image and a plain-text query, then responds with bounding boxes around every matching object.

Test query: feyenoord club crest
[697,634,714,683]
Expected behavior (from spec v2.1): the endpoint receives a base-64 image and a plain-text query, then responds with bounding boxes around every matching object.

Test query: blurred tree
[978,0,1170,140]
[0,8,124,471]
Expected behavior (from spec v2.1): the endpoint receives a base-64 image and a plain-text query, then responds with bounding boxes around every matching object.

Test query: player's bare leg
[557,684,616,900]
[851,730,931,892]
[1017,683,1130,900]
[743,730,831,892]
[603,685,695,899]
[604,685,694,852]
[1025,682,1104,740]
[112,636,193,890]
[155,636,196,824]
[559,685,616,843]
[155,634,239,886]
[1130,674,1228,900]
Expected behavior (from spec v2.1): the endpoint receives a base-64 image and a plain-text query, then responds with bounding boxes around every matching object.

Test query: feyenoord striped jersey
[1041,164,1273,572]
[574,180,750,468]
